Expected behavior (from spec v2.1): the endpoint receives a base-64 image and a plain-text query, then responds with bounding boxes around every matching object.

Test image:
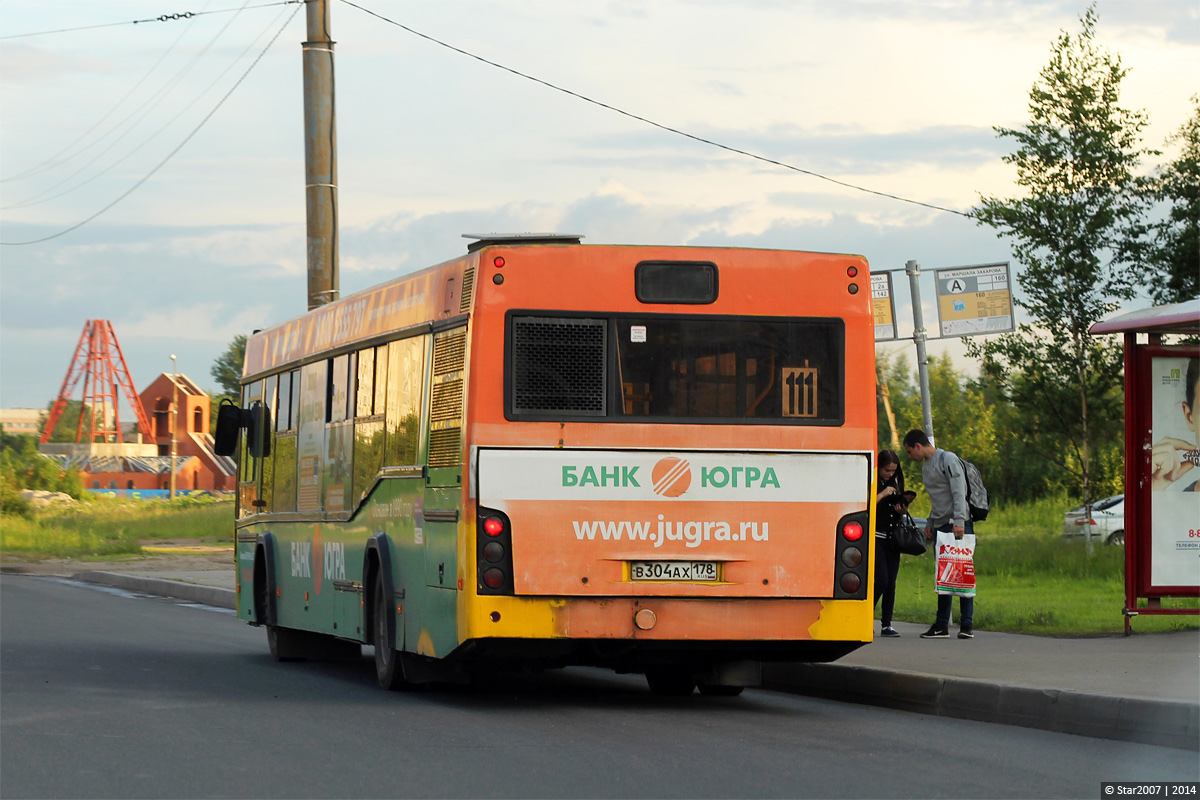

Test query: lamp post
[170,354,178,499]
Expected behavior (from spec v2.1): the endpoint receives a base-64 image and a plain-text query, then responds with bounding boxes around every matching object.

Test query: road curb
[762,662,1199,751]
[71,571,236,611]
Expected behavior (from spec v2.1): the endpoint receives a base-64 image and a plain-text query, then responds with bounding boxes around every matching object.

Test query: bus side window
[325,354,354,513]
[237,380,264,518]
[260,374,277,513]
[273,370,299,513]
[296,362,327,514]
[385,336,426,467]
[353,346,386,504]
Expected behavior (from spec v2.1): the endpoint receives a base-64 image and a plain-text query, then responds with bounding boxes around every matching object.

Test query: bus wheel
[373,579,405,691]
[697,682,745,697]
[645,669,695,696]
[267,625,308,662]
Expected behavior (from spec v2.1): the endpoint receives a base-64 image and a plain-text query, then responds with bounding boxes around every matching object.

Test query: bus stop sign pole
[906,260,935,443]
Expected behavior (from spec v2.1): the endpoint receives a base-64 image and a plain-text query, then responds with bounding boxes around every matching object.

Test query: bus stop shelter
[1090,299,1200,634]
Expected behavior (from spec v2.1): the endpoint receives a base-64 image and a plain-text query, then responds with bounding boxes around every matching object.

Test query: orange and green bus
[222,234,877,695]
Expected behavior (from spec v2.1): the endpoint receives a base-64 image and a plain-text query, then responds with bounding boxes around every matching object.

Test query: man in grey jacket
[903,429,975,639]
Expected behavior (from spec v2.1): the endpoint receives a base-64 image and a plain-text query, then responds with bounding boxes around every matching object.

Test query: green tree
[38,399,92,443]
[210,334,248,398]
[876,351,919,453]
[970,6,1151,512]
[1147,95,1200,306]
[0,437,85,501]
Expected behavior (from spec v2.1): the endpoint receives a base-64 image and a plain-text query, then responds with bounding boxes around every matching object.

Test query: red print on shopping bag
[935,531,976,597]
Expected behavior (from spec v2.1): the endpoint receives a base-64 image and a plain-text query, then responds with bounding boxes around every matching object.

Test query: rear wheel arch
[253,532,279,627]
[363,533,395,650]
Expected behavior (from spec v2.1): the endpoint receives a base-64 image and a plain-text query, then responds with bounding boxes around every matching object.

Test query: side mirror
[214,399,242,456]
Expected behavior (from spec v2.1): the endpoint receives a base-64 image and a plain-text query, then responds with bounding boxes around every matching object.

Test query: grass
[0,494,233,560]
[885,495,1199,635]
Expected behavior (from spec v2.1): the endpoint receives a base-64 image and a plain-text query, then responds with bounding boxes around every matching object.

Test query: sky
[0,0,1196,418]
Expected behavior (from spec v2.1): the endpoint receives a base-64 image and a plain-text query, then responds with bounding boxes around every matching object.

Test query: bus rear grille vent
[511,317,606,416]
[430,379,463,423]
[428,427,462,467]
[459,268,475,313]
[433,330,467,376]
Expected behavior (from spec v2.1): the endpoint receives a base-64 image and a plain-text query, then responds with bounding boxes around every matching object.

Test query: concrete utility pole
[169,354,178,499]
[906,260,935,444]
[304,0,339,310]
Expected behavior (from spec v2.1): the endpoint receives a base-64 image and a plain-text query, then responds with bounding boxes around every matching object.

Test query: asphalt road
[2,574,1196,799]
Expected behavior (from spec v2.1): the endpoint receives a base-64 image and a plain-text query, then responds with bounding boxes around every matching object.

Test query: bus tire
[697,682,745,697]
[267,625,308,662]
[645,668,695,696]
[372,579,406,691]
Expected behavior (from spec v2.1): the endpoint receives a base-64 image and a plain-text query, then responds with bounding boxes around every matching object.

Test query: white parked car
[1062,494,1124,546]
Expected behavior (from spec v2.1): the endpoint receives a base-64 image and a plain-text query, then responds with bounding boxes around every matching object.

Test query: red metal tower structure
[40,320,155,445]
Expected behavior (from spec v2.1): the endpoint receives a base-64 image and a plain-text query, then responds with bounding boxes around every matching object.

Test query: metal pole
[170,354,178,500]
[304,0,339,311]
[906,260,935,444]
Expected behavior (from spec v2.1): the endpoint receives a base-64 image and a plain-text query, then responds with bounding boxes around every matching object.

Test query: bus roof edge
[462,233,584,252]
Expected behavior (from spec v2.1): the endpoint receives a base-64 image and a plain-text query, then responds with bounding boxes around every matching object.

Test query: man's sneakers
[919,624,974,639]
[880,626,900,638]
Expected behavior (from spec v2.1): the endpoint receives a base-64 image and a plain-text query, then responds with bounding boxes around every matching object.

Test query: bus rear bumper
[460,595,872,664]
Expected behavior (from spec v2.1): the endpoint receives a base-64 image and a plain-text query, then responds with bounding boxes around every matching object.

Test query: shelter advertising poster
[1149,356,1200,588]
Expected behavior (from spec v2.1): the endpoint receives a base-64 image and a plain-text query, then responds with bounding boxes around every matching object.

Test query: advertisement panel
[1149,356,1200,588]
[477,449,870,598]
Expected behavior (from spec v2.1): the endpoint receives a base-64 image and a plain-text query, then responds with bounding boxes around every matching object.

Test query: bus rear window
[616,317,843,423]
[507,313,843,424]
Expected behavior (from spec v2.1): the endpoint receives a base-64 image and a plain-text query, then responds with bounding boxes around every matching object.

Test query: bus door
[423,327,467,590]
[237,379,267,519]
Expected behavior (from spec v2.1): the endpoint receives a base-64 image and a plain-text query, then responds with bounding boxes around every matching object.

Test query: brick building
[40,373,236,493]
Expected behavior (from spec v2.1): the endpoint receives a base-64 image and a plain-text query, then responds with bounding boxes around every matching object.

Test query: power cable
[1,15,198,184]
[0,3,303,246]
[338,0,975,220]
[0,1,302,41]
[3,1,285,210]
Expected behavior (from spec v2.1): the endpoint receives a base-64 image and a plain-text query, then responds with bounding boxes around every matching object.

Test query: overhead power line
[0,1,302,41]
[338,0,975,220]
[0,3,303,247]
[3,1,287,210]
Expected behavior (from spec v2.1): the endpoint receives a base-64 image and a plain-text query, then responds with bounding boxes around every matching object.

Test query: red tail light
[842,521,864,541]
[483,516,505,536]
[482,568,505,589]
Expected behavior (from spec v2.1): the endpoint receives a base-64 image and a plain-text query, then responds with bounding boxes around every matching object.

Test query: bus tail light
[476,507,514,595]
[834,510,870,600]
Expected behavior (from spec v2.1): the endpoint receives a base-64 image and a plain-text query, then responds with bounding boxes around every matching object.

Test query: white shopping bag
[935,529,976,597]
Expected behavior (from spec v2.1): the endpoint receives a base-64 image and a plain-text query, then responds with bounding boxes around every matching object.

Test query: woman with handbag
[874,449,909,637]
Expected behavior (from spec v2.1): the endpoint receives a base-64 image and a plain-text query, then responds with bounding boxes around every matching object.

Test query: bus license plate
[629,561,718,582]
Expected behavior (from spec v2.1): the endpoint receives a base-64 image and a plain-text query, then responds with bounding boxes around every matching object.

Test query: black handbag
[891,513,927,556]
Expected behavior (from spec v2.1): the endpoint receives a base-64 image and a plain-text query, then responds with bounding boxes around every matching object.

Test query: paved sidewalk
[64,567,1199,751]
